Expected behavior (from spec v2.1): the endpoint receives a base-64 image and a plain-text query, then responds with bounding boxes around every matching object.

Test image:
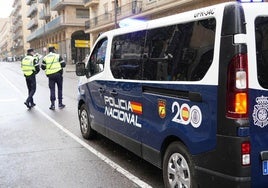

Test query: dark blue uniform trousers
[48,72,63,105]
[25,74,36,105]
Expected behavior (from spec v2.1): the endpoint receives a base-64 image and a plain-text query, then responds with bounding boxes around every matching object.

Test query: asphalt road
[0,61,164,188]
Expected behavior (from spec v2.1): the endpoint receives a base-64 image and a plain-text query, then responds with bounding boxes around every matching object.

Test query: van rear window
[255,16,268,89]
[111,18,216,81]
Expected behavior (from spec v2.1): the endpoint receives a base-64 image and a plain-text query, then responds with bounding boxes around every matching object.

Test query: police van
[76,1,268,187]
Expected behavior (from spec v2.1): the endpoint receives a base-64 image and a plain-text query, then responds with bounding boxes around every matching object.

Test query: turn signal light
[235,93,247,114]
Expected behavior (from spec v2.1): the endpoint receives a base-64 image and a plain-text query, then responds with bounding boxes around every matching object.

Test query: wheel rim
[80,109,88,133]
[167,153,191,188]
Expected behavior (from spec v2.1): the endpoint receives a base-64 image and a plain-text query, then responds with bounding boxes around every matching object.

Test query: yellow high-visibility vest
[43,53,61,75]
[21,56,35,76]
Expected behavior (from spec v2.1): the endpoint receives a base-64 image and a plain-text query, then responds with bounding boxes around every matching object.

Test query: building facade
[1,0,247,64]
[27,0,90,64]
[26,0,44,55]
[30,0,234,64]
[12,0,31,60]
[0,18,12,61]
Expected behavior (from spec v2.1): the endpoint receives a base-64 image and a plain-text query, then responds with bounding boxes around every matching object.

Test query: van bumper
[193,135,251,187]
[195,165,250,188]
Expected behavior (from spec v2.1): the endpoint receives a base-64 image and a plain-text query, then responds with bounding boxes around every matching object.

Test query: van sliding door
[141,18,217,166]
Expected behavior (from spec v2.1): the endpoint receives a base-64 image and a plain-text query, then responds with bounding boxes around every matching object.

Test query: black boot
[24,101,31,109]
[49,101,55,110]
[59,99,65,109]
[30,99,36,107]
[59,103,65,109]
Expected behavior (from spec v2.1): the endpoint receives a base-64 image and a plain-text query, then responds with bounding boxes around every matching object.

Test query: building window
[76,9,89,19]
[104,3,108,14]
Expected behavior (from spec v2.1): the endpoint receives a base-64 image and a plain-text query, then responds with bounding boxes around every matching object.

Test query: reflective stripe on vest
[43,53,61,75]
[21,56,35,76]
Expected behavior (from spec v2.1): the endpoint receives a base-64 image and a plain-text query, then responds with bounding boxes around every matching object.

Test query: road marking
[0,72,152,188]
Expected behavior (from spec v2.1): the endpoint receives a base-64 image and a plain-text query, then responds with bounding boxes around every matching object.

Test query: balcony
[85,13,112,30]
[27,26,45,42]
[13,21,22,33]
[13,31,23,41]
[50,0,84,11]
[85,1,142,30]
[46,16,62,32]
[13,0,21,10]
[84,0,99,7]
[27,3,38,17]
[38,0,49,3]
[46,15,86,32]
[13,14,22,25]
[27,15,87,42]
[39,9,51,20]
[27,18,38,30]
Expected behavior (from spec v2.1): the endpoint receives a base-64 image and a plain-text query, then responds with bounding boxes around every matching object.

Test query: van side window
[86,38,107,76]
[110,19,215,81]
[145,18,216,81]
[255,17,268,88]
[111,31,146,79]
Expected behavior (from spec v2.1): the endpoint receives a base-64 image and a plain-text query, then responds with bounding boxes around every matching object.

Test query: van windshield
[255,16,268,88]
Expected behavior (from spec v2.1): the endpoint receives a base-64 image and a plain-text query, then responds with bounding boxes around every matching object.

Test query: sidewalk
[65,64,75,72]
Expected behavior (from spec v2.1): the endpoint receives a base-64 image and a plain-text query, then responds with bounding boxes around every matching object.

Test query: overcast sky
[0,1,13,18]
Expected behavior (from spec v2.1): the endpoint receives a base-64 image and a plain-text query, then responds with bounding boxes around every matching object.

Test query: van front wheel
[163,142,195,188]
[79,104,96,139]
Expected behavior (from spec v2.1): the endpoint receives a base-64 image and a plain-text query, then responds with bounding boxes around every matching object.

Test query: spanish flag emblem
[130,102,142,115]
[181,107,189,121]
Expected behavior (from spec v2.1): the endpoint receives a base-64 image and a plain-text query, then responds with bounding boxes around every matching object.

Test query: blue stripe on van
[249,89,268,186]
[82,80,218,155]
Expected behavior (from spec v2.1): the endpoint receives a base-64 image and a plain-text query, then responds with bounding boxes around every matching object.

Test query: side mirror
[76,62,86,76]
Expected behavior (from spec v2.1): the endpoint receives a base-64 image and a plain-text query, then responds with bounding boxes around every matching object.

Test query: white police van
[76,1,268,187]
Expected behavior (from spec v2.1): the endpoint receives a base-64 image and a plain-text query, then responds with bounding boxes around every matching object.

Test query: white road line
[0,73,152,188]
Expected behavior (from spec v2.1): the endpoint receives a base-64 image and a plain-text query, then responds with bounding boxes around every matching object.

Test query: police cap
[48,46,56,52]
[27,48,34,54]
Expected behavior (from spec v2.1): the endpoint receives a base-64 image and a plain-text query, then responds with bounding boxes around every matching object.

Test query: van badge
[158,99,166,119]
[253,96,268,128]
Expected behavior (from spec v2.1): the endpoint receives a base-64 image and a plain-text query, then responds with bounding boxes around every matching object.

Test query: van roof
[97,1,268,40]
[101,2,236,37]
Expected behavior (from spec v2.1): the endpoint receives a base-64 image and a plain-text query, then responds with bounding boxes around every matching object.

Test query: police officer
[41,46,66,110]
[21,48,40,109]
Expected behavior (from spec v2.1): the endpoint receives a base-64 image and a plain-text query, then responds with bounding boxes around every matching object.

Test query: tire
[79,104,96,139]
[163,141,196,188]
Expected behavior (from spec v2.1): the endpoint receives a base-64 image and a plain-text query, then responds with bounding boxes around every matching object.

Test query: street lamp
[114,0,118,29]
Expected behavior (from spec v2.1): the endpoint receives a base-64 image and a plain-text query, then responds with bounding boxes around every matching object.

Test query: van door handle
[142,86,202,102]
[98,87,105,94]
[110,90,118,96]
